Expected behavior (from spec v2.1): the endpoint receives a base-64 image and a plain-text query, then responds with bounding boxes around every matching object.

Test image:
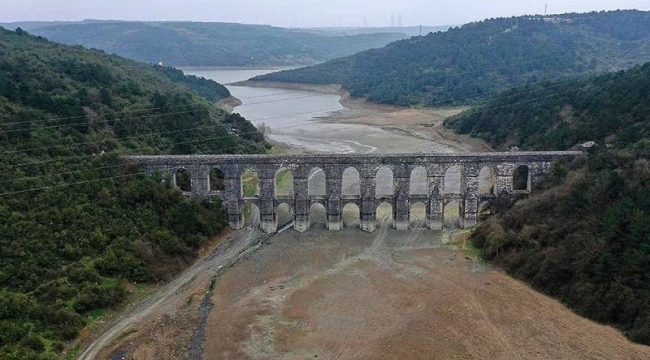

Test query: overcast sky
[1,0,649,27]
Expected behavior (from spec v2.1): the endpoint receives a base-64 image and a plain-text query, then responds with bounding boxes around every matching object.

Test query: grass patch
[275,169,293,195]
[242,168,259,197]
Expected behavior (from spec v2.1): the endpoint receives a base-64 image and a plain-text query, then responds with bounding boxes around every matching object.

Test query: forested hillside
[0,28,266,358]
[445,62,650,150]
[254,10,650,107]
[13,21,408,67]
[446,61,650,345]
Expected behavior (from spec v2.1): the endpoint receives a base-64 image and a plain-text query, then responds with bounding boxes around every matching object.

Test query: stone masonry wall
[126,152,581,233]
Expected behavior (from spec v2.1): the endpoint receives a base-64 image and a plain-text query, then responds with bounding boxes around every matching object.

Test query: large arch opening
[209,168,225,192]
[342,203,360,228]
[277,202,293,228]
[275,167,294,197]
[243,202,260,228]
[241,167,260,197]
[376,166,394,198]
[513,165,530,191]
[479,166,496,196]
[410,202,427,229]
[342,167,361,197]
[309,203,327,229]
[376,202,393,227]
[444,165,461,194]
[308,168,326,197]
[409,167,428,195]
[444,200,461,229]
[175,168,192,192]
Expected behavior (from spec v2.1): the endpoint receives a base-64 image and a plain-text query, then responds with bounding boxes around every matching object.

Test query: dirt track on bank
[80,229,269,360]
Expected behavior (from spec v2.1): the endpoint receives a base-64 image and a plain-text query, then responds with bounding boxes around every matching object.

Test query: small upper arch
[308,167,326,197]
[410,166,428,195]
[342,166,361,197]
[174,167,192,192]
[209,167,226,192]
[513,165,530,191]
[275,167,294,196]
[375,166,394,197]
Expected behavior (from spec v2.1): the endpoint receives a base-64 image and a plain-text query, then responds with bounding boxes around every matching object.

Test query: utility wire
[3,64,642,166]
[0,106,345,170]
[0,48,592,128]
[0,67,641,192]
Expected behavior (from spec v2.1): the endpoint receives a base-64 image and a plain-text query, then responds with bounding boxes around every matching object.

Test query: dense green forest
[0,28,267,358]
[254,10,650,107]
[447,61,650,344]
[445,62,650,150]
[5,21,409,67]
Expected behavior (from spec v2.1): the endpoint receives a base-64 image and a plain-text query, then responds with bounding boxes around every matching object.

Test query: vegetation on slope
[446,61,650,344]
[0,28,266,358]
[254,10,650,107]
[22,21,408,67]
[152,65,231,101]
[473,148,650,345]
[445,62,650,150]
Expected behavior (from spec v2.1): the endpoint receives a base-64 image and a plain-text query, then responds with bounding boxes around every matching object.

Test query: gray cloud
[1,0,649,27]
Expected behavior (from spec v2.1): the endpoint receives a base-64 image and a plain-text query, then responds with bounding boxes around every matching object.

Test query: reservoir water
[182,68,456,154]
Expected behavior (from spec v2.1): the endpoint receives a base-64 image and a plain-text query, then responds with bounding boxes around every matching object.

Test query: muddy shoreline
[216,96,242,113]
[233,80,493,153]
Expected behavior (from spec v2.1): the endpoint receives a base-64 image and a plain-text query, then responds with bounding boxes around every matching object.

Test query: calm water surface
[182,68,362,152]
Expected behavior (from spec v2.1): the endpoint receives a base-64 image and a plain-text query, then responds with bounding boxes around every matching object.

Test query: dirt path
[78,229,269,360]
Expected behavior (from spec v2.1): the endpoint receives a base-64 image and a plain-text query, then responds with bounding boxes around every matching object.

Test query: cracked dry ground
[197,226,650,360]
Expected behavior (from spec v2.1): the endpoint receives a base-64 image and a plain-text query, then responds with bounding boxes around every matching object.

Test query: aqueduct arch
[127,152,581,233]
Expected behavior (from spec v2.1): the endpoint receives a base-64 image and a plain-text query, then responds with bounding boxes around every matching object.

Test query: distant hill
[5,21,410,67]
[0,20,78,30]
[303,25,452,37]
[254,10,650,107]
[0,27,266,358]
[444,55,650,344]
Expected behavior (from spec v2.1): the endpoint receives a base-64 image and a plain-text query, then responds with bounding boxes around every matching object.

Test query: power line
[0,93,332,134]
[2,63,646,170]
[0,57,640,162]
[0,106,345,170]
[0,42,628,131]
[0,90,301,127]
[1,67,643,193]
[0,91,318,129]
[0,169,155,197]
[0,48,599,133]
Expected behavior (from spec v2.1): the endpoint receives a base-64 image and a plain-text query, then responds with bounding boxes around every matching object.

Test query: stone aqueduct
[126,152,581,233]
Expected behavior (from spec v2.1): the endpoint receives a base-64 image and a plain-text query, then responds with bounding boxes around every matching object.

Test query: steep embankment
[446,61,650,345]
[0,27,266,358]
[254,10,650,107]
[15,21,408,67]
